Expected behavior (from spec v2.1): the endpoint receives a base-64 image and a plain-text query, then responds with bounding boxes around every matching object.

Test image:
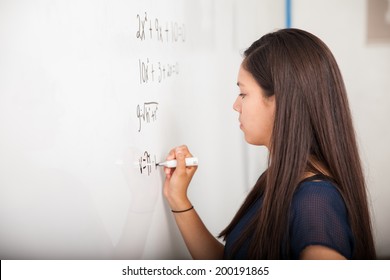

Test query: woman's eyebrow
[237,81,248,90]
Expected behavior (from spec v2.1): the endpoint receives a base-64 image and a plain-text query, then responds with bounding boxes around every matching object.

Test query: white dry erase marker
[156,157,198,168]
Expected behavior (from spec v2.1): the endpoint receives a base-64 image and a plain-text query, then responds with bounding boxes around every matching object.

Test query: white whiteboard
[0,0,284,259]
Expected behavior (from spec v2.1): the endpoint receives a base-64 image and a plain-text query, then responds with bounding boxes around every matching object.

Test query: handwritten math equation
[136,12,186,43]
[136,102,159,132]
[134,11,186,176]
[139,58,179,84]
[138,151,157,176]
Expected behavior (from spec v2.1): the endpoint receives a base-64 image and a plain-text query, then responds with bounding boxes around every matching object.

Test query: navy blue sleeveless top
[224,176,354,259]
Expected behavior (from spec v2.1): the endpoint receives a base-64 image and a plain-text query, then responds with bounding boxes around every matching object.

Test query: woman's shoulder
[293,176,345,210]
[289,176,353,259]
[290,176,350,231]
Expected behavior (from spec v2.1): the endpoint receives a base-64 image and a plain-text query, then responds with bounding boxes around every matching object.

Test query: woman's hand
[163,145,198,211]
[162,145,224,259]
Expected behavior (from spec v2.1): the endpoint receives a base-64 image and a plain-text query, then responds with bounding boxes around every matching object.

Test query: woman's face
[233,65,275,148]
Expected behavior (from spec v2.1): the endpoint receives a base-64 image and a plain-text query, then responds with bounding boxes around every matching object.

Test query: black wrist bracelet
[171,205,194,213]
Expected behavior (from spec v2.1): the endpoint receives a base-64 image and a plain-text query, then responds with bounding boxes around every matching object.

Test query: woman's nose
[233,97,241,112]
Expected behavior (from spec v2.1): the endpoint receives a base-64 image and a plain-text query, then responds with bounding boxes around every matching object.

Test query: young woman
[162,28,376,259]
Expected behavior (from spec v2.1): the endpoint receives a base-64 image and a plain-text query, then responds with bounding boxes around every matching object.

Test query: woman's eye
[239,93,246,99]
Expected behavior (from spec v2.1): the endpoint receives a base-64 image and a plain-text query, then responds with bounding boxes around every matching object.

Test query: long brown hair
[219,28,376,259]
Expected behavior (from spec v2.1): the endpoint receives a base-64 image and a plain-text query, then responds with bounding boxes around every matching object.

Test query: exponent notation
[136,12,186,43]
[138,58,179,84]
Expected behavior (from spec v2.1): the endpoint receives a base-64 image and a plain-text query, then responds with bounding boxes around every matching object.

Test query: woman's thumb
[175,150,186,172]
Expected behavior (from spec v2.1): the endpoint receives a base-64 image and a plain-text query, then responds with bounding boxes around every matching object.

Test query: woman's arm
[171,205,224,259]
[300,245,346,260]
[163,145,224,259]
